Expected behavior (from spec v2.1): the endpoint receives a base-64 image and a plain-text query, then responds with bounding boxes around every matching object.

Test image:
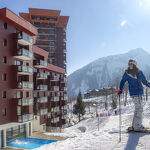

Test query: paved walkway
[3,148,24,150]
[3,132,66,150]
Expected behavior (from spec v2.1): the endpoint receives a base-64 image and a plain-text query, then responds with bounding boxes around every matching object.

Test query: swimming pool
[7,137,57,149]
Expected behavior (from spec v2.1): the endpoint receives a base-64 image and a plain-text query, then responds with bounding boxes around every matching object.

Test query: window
[2,91,6,98]
[33,92,37,98]
[17,91,22,98]
[37,92,39,97]
[44,92,46,97]
[3,22,7,30]
[50,24,55,28]
[14,60,21,66]
[17,106,21,115]
[50,48,55,52]
[3,39,7,47]
[2,73,6,81]
[49,59,55,64]
[50,41,55,46]
[26,92,29,97]
[50,29,55,34]
[2,108,6,116]
[50,36,55,40]
[48,91,50,97]
[2,56,7,64]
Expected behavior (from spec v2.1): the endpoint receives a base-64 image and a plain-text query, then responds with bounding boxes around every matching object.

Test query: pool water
[7,137,57,149]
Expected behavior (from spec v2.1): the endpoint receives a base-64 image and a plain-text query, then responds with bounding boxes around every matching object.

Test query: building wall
[56,28,66,69]
[0,18,35,125]
[32,115,46,132]
[0,19,16,124]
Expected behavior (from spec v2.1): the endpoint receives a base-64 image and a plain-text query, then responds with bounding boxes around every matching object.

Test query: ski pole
[119,94,121,142]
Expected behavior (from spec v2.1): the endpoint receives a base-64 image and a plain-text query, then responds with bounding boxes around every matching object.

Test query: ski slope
[34,97,150,150]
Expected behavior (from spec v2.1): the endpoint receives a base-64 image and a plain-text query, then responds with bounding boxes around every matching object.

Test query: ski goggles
[128,63,134,66]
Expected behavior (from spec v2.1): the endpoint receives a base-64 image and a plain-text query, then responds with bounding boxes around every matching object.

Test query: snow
[34,96,150,150]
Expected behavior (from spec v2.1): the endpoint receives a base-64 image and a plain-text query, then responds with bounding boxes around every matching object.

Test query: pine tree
[73,90,86,122]
[111,87,117,109]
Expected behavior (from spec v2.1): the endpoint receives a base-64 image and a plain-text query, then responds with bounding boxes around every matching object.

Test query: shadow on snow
[125,133,148,150]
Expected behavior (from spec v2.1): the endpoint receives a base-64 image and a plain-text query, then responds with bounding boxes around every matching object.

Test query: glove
[117,90,123,95]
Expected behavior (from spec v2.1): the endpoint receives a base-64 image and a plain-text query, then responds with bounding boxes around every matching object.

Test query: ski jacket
[120,70,150,96]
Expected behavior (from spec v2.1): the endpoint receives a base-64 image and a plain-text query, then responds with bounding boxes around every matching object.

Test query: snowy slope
[34,97,150,150]
[67,48,150,98]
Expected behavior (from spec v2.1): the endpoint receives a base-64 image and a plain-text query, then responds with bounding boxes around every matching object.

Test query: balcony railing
[60,96,64,101]
[36,36,55,41]
[62,115,67,119]
[18,48,33,57]
[36,43,55,47]
[37,97,48,103]
[61,77,67,83]
[38,30,55,35]
[61,105,68,110]
[51,117,59,123]
[64,105,68,110]
[37,85,48,90]
[18,82,33,89]
[34,60,48,68]
[18,32,34,45]
[35,24,55,29]
[51,76,60,81]
[18,66,33,75]
[51,86,59,91]
[48,112,51,118]
[32,16,57,21]
[37,73,48,79]
[18,98,33,106]
[62,124,67,128]
[64,96,68,101]
[38,109,48,115]
[53,106,60,112]
[61,87,67,91]
[51,96,59,102]
[18,114,33,122]
[14,48,33,61]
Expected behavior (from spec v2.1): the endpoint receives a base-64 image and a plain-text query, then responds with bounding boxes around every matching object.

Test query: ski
[127,129,150,133]
[127,126,150,133]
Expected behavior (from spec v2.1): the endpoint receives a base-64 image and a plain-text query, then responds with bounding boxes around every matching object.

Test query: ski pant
[132,96,143,130]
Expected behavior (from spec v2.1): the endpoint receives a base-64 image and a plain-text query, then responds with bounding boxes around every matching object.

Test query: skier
[117,59,150,132]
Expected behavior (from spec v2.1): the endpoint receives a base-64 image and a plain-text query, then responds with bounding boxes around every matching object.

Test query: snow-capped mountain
[67,48,150,98]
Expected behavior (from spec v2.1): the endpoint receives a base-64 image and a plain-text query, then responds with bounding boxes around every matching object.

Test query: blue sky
[1,0,150,75]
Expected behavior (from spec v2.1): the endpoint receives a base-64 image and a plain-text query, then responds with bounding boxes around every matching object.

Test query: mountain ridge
[67,48,150,98]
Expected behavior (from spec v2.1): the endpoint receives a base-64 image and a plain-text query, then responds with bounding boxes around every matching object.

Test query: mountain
[67,48,150,98]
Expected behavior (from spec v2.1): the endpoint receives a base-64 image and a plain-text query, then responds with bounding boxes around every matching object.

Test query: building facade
[84,88,117,99]
[0,7,68,148]
[20,8,69,70]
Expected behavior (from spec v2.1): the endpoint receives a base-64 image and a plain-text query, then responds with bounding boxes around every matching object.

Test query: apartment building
[32,46,68,132]
[20,8,69,70]
[0,7,68,148]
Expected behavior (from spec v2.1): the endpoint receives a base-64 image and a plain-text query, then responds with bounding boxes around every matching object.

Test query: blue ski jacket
[120,70,150,96]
